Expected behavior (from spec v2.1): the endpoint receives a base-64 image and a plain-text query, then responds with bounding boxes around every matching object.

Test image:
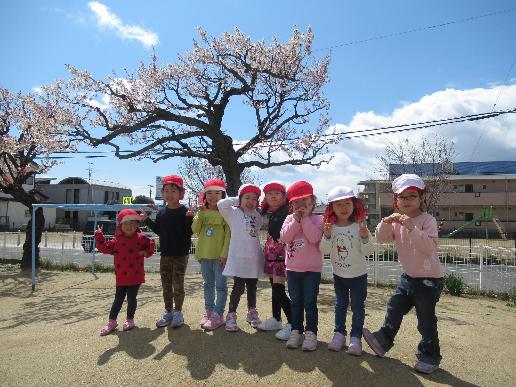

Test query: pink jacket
[280,214,324,272]
[375,213,443,278]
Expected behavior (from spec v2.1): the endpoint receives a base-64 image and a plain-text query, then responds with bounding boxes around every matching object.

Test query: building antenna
[87,162,93,183]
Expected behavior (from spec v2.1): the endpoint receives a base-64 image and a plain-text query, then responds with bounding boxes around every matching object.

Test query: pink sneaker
[123,319,135,331]
[328,332,346,352]
[204,312,225,331]
[200,310,213,328]
[100,319,118,336]
[347,336,363,356]
[246,307,261,328]
[225,312,238,332]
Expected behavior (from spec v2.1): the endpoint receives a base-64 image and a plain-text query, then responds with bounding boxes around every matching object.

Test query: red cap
[203,179,226,192]
[287,181,313,202]
[117,209,140,224]
[162,175,184,189]
[263,181,286,194]
[238,184,261,197]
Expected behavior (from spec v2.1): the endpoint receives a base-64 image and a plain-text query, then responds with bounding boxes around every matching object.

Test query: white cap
[327,186,355,203]
[392,174,425,194]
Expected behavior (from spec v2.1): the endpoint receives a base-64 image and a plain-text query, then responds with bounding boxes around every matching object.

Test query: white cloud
[255,84,516,201]
[87,1,159,49]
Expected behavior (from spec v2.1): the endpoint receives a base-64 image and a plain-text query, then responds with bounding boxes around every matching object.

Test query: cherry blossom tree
[0,86,78,268]
[177,158,260,204]
[55,27,334,195]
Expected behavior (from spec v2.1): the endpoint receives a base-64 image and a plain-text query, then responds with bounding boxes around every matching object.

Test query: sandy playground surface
[0,268,514,386]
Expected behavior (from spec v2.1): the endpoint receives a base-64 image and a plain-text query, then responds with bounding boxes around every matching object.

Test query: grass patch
[38,259,114,273]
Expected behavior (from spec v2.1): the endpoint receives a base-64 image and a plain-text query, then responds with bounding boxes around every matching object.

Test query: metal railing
[1,231,514,292]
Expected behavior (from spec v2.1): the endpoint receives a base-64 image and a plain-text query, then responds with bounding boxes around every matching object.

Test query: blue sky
[2,0,516,199]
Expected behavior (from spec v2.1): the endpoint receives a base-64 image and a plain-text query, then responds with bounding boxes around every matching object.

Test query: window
[435,212,440,217]
[482,185,487,190]
[475,192,480,197]
[74,189,80,204]
[465,184,474,193]
[104,191,109,204]
[465,213,474,221]
[65,189,72,204]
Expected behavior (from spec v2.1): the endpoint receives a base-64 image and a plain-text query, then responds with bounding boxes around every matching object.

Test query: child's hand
[323,222,333,238]
[94,225,103,235]
[383,213,402,224]
[359,220,369,239]
[198,200,206,212]
[218,257,226,268]
[139,208,149,221]
[186,206,195,217]
[399,215,415,231]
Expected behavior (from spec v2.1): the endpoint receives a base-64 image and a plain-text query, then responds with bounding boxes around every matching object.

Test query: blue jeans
[334,273,367,338]
[287,271,321,334]
[200,259,227,316]
[373,273,444,365]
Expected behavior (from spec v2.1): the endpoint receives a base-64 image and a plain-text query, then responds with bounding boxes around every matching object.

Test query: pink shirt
[375,213,443,278]
[280,214,324,273]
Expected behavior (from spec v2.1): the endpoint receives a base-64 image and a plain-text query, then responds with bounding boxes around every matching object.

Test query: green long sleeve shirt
[191,209,231,260]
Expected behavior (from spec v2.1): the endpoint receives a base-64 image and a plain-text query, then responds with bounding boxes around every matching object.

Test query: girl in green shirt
[192,179,231,330]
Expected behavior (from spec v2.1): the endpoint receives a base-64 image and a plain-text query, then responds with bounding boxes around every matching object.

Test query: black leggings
[270,278,292,323]
[109,285,141,320]
[228,277,258,313]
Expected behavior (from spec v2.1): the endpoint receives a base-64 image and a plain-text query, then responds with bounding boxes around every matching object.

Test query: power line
[37,107,515,159]
[314,7,516,51]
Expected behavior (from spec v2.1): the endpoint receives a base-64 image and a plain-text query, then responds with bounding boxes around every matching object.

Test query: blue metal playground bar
[31,203,155,291]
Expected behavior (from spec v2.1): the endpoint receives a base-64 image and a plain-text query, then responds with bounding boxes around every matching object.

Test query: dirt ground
[0,268,514,387]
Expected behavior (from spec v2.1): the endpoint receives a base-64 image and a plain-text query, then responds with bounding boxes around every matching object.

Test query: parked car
[81,220,117,252]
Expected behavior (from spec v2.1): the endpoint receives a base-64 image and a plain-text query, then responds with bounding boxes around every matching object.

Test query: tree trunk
[221,163,244,196]
[21,207,44,270]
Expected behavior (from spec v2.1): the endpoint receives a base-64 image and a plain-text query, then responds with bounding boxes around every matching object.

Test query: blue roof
[389,161,516,178]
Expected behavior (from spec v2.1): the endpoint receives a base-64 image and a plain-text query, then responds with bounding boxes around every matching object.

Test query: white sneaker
[286,330,303,349]
[257,317,282,331]
[275,323,292,341]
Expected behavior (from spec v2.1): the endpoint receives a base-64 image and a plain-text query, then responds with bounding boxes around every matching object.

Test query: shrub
[444,273,467,296]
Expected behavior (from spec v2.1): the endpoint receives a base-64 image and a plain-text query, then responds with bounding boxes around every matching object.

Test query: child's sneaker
[275,323,292,341]
[171,310,184,328]
[362,328,386,357]
[246,307,262,328]
[414,361,439,374]
[257,317,282,331]
[286,330,303,349]
[123,319,135,332]
[302,331,318,351]
[347,336,363,356]
[100,319,118,336]
[328,332,346,352]
[156,310,173,328]
[225,312,238,332]
[204,312,225,331]
[200,310,212,328]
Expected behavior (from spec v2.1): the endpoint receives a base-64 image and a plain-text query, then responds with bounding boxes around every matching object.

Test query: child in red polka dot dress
[95,209,155,336]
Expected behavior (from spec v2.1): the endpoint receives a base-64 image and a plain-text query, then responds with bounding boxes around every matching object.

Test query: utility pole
[148,184,154,200]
